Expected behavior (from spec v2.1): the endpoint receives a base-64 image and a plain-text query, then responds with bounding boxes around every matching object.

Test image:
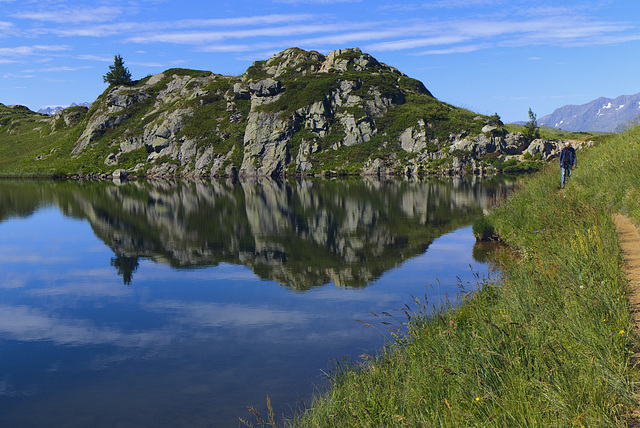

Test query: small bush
[472,215,496,241]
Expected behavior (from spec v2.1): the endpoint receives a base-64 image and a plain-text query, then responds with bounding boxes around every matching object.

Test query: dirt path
[614,214,640,426]
[614,215,640,327]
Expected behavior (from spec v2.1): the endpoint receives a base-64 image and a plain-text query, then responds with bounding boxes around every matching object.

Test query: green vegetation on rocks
[0,48,601,179]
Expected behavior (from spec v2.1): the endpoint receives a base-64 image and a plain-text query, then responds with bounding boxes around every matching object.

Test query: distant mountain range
[538,92,640,133]
[38,102,91,115]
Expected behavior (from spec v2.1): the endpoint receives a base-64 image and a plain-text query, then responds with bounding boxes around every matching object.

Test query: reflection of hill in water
[0,177,513,290]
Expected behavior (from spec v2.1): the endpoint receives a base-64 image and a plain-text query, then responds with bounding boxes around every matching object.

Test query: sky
[1,0,639,123]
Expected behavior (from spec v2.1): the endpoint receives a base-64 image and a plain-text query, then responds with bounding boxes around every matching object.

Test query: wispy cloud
[0,45,71,58]
[0,20,13,32]
[23,65,93,73]
[77,54,113,62]
[127,23,354,44]
[12,6,123,24]
[274,0,362,3]
[414,43,493,55]
[367,35,471,51]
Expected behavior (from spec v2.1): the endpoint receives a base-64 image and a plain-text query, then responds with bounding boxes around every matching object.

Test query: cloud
[127,23,355,44]
[12,6,123,24]
[414,43,493,55]
[295,29,401,47]
[170,14,314,28]
[24,65,93,73]
[0,20,13,31]
[128,61,164,67]
[77,54,113,62]
[424,0,505,8]
[32,14,315,39]
[0,45,70,57]
[274,0,362,3]
[367,35,471,52]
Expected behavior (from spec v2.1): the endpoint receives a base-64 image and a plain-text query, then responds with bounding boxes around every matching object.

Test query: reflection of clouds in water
[0,275,26,289]
[0,304,172,348]
[0,252,75,264]
[0,377,35,398]
[0,299,312,348]
[138,262,259,282]
[28,280,133,297]
[146,300,310,328]
[304,286,399,305]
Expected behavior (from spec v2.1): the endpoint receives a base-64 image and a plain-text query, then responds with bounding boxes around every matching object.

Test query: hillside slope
[0,48,585,178]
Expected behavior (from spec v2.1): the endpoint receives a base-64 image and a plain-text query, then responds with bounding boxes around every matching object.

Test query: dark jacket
[559,146,576,168]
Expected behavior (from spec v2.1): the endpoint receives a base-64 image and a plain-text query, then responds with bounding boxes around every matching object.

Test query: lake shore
[275,124,640,427]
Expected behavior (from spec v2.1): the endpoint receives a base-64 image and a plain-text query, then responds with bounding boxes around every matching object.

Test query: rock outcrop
[13,47,592,179]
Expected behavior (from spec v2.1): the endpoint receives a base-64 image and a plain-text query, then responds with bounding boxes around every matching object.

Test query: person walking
[559,141,577,188]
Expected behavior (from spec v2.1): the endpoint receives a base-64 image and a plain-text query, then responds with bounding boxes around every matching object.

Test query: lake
[0,176,510,427]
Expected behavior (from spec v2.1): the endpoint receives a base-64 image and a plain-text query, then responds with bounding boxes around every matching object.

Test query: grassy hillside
[505,122,610,142]
[259,125,640,426]
[1,48,603,179]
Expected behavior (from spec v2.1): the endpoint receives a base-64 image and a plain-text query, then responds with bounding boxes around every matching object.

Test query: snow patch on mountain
[539,92,640,132]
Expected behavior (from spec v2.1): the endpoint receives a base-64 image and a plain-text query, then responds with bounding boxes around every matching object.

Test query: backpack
[562,148,574,168]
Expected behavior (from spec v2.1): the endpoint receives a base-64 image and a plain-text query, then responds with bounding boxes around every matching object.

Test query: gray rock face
[499,133,528,155]
[143,108,192,154]
[449,131,528,157]
[526,139,561,160]
[241,109,294,178]
[106,87,149,111]
[248,79,283,97]
[264,48,324,77]
[399,120,427,153]
[338,113,376,147]
[73,113,130,155]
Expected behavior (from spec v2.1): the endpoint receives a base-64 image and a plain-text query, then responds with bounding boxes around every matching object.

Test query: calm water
[0,177,510,427]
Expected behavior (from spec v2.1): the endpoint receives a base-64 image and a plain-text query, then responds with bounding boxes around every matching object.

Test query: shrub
[472,215,496,241]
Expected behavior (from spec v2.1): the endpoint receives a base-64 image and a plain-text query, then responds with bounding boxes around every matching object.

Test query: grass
[505,123,608,142]
[243,124,640,427]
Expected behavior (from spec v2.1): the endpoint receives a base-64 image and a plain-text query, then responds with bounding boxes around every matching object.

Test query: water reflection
[0,176,511,289]
[0,176,511,427]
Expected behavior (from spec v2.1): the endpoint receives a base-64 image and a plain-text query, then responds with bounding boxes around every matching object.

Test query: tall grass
[267,125,640,427]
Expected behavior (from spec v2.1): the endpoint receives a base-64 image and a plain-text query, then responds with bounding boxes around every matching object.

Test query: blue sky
[1,0,639,122]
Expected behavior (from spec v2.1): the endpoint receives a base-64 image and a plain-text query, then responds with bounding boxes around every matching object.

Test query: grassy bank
[253,125,640,427]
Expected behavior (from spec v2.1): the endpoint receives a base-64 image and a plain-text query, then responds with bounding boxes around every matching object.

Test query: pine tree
[103,54,132,86]
[523,108,540,142]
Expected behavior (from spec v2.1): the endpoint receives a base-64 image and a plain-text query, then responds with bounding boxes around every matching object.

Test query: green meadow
[241,124,640,427]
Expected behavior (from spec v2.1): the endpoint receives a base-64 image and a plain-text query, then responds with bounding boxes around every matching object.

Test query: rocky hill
[0,48,593,178]
[539,92,640,132]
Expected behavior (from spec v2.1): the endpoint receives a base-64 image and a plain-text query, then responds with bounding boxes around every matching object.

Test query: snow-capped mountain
[38,102,91,115]
[539,92,640,132]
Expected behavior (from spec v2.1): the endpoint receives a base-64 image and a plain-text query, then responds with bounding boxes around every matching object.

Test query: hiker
[559,141,577,188]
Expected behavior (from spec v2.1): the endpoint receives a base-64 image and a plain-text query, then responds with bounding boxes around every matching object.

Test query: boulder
[248,79,283,97]
[399,120,427,153]
[499,133,528,155]
[112,169,128,180]
[526,139,560,160]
